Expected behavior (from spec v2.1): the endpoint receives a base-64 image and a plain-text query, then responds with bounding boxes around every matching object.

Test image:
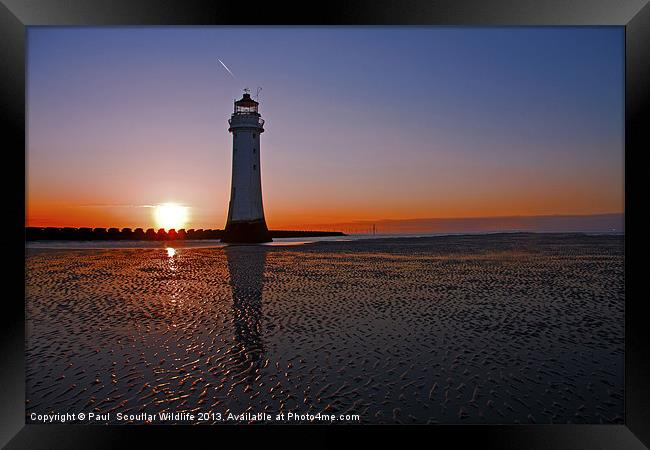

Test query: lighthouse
[222,90,272,243]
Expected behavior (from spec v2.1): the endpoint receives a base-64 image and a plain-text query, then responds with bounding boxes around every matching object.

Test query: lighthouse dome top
[234,92,259,115]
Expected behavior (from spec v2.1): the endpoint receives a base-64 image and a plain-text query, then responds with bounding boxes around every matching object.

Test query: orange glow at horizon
[26,155,624,232]
[26,185,624,231]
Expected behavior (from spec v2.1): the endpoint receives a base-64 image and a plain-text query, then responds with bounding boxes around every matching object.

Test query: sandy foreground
[25,233,624,424]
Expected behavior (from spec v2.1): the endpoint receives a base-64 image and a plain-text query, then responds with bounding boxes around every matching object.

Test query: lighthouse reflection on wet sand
[222,90,272,243]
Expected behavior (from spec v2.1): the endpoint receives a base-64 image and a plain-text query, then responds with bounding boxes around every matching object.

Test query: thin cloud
[78,204,155,209]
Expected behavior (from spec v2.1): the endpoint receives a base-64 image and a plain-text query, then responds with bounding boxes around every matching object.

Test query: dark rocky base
[222,220,272,243]
[25,227,345,241]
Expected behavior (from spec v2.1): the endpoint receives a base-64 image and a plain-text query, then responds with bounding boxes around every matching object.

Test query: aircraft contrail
[218,58,237,79]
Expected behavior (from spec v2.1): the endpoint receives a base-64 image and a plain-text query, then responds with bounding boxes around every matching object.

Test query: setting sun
[153,203,189,231]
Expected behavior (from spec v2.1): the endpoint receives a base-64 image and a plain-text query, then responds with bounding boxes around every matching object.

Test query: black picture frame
[2,0,648,448]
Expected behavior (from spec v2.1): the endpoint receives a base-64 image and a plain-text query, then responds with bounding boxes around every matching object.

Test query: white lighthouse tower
[222,90,271,243]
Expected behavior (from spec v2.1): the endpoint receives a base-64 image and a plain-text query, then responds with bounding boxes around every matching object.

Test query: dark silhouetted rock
[24,226,345,241]
[206,229,222,239]
[78,227,93,240]
[44,227,63,240]
[26,227,44,240]
[61,227,78,240]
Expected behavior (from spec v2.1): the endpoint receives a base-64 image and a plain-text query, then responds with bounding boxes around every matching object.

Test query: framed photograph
[2,0,648,448]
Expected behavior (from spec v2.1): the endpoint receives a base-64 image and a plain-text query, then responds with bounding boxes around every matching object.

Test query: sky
[26,27,624,231]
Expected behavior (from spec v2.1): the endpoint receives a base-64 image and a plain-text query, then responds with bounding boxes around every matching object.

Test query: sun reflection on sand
[166,247,178,274]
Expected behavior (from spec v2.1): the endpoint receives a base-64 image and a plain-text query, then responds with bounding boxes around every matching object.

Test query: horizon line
[25,211,624,231]
[319,211,624,224]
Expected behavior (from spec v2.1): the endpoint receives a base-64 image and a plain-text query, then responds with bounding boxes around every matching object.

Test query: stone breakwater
[25,227,345,241]
[26,233,624,424]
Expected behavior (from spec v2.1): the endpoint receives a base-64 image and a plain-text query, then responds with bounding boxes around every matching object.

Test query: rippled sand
[26,233,624,424]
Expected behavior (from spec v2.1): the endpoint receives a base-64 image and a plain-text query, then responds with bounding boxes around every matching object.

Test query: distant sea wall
[316,213,625,235]
[25,227,345,241]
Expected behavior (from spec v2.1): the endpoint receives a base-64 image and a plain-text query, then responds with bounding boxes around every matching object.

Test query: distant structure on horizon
[222,90,272,243]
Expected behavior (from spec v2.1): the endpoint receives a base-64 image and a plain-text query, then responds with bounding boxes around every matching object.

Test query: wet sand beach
[25,233,624,424]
